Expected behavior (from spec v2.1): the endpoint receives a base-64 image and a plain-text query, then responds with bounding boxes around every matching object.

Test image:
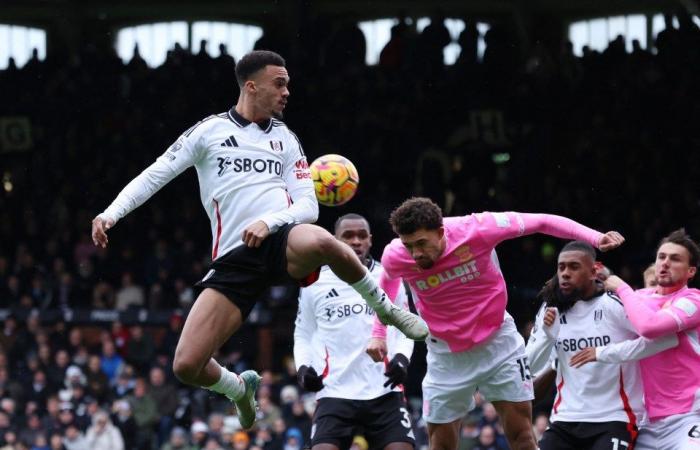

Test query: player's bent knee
[172,353,203,385]
[314,231,340,256]
[293,226,338,259]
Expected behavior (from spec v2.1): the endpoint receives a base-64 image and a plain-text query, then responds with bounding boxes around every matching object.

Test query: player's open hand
[366,338,388,362]
[570,347,597,368]
[603,275,625,293]
[91,215,115,248]
[242,220,270,248]
[598,231,625,252]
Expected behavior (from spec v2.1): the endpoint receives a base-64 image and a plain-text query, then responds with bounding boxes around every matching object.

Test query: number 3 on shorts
[399,407,411,428]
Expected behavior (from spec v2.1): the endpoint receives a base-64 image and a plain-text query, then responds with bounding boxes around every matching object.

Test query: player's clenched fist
[598,231,625,252]
[297,365,324,392]
[543,307,557,327]
[366,337,388,362]
[384,354,409,389]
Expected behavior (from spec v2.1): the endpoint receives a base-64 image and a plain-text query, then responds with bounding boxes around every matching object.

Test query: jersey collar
[228,107,273,133]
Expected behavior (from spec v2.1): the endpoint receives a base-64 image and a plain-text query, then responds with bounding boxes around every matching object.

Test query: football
[309,154,359,207]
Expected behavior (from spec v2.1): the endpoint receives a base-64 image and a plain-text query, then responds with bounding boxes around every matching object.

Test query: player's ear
[688,265,697,280]
[244,79,257,94]
[437,226,445,240]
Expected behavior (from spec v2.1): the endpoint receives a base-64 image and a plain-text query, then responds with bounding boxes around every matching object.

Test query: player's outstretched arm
[570,333,679,368]
[607,275,700,338]
[477,212,624,252]
[92,131,202,248]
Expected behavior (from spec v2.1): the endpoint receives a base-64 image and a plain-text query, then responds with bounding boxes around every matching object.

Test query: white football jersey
[101,109,318,259]
[294,260,414,400]
[527,293,649,424]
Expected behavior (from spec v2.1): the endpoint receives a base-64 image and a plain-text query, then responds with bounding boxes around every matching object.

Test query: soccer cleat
[377,303,429,341]
[233,370,262,430]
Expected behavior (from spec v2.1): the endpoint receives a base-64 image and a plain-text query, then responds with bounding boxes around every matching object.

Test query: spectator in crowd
[190,421,209,449]
[115,273,145,311]
[85,410,124,450]
[472,425,507,450]
[111,400,137,450]
[148,367,178,446]
[62,424,88,450]
[125,326,155,375]
[85,355,110,403]
[127,378,158,449]
[100,341,124,384]
[160,427,194,450]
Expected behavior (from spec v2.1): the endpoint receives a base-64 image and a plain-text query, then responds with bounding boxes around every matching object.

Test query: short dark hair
[560,241,596,261]
[235,50,286,87]
[334,213,369,234]
[389,197,443,235]
[658,228,700,267]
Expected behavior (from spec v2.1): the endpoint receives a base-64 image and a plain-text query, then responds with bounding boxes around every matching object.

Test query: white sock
[351,272,391,314]
[207,367,245,401]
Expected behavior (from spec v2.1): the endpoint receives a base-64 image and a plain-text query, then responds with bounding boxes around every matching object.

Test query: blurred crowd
[1,9,700,450]
[0,312,545,450]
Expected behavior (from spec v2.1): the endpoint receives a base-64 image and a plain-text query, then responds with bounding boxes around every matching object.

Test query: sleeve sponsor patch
[673,297,698,318]
[491,212,511,228]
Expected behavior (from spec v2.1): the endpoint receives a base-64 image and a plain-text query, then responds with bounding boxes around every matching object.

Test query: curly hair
[389,197,443,235]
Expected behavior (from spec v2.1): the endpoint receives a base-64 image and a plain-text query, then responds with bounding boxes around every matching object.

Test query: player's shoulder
[680,287,700,300]
[182,112,231,138]
[381,241,407,267]
[270,117,288,130]
[597,290,624,310]
[671,287,700,317]
[384,239,406,256]
[269,118,295,138]
[444,215,473,227]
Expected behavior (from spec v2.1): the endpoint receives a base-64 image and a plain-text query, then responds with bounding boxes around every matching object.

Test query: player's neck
[580,283,598,299]
[234,100,270,124]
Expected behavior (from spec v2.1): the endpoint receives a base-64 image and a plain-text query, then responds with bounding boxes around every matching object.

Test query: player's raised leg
[492,400,538,450]
[172,288,261,429]
[285,223,428,340]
